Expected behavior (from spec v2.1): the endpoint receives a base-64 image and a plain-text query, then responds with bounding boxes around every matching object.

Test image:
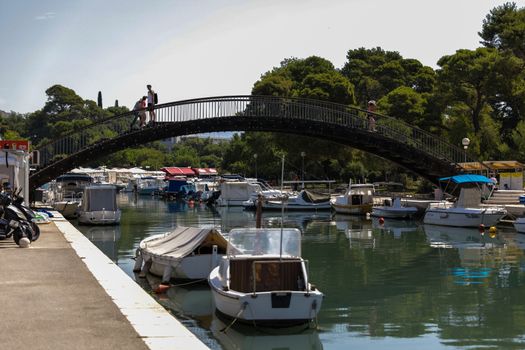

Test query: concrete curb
[52,216,209,350]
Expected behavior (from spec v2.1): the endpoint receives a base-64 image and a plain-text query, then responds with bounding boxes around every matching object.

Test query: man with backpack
[146,84,157,124]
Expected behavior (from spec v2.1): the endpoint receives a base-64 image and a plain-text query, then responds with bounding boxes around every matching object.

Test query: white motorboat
[371,198,418,219]
[423,175,507,227]
[50,173,93,218]
[136,176,163,195]
[77,184,121,225]
[135,226,228,283]
[513,217,525,233]
[261,190,331,210]
[331,183,374,215]
[209,227,323,326]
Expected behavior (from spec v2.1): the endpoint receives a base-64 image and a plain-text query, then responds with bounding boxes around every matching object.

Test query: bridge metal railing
[35,95,473,169]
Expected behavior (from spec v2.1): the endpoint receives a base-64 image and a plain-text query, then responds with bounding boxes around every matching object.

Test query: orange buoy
[154,284,170,294]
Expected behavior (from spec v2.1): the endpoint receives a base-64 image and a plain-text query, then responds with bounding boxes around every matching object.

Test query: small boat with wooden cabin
[135,226,228,283]
[208,227,323,326]
[331,183,375,215]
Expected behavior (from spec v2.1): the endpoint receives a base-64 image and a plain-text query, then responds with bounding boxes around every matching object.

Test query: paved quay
[0,214,209,350]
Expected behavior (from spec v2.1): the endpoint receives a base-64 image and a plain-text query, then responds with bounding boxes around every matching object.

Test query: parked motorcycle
[0,190,40,246]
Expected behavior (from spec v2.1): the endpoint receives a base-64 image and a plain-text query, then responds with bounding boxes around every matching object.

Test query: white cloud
[35,12,56,21]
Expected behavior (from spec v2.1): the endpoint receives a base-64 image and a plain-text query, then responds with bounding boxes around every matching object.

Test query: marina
[67,194,525,349]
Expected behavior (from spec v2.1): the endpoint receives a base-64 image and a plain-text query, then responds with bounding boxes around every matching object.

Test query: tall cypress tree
[97,91,103,108]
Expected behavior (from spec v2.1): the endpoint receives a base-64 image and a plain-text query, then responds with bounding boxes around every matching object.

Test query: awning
[458,160,525,171]
[439,174,492,184]
[161,167,196,176]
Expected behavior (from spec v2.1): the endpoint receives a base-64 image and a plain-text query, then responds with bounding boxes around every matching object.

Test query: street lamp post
[462,137,470,163]
[300,151,306,189]
[253,153,258,179]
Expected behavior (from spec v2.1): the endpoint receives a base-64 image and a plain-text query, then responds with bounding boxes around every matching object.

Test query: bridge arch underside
[30,116,456,190]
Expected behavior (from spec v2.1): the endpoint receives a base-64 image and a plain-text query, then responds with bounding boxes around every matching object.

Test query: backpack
[154,93,158,104]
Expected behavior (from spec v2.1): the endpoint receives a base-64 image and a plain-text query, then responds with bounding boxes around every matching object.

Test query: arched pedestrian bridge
[30,95,473,190]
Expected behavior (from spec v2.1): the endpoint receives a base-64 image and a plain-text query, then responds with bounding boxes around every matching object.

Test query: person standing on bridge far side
[146,84,157,125]
[367,100,377,132]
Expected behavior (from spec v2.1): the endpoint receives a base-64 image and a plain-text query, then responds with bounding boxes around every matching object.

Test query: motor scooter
[0,191,38,246]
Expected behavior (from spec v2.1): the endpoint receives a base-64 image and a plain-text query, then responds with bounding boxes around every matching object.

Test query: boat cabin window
[227,228,301,257]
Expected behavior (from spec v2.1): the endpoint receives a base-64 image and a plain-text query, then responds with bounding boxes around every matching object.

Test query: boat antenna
[280,153,285,260]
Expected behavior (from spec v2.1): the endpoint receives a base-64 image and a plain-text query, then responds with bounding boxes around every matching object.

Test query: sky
[1,0,524,114]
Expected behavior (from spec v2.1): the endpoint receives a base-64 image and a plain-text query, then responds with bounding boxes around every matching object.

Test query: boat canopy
[438,174,492,184]
[142,227,227,258]
[81,185,117,211]
[227,228,301,257]
[300,190,330,203]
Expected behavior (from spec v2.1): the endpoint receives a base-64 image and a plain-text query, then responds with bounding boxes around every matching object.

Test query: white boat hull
[332,203,372,215]
[209,266,323,324]
[148,254,222,280]
[78,209,121,225]
[423,207,506,227]
[263,201,332,211]
[53,201,80,218]
[371,206,417,219]
[514,218,525,233]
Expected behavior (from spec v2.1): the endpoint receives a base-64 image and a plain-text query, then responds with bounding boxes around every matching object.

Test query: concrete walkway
[0,215,208,350]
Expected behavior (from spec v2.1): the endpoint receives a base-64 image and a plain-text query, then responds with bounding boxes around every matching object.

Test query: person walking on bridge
[131,96,147,130]
[367,100,377,132]
[146,84,157,125]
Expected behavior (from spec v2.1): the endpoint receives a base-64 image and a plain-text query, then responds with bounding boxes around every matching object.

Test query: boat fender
[478,224,485,235]
[154,284,170,294]
[132,249,143,272]
[378,217,385,225]
[139,259,152,278]
[489,226,497,238]
[162,265,173,285]
[366,212,371,220]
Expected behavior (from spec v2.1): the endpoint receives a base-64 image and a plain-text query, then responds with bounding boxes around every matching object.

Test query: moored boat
[371,197,418,219]
[208,227,323,326]
[77,184,121,225]
[513,217,525,233]
[261,190,331,211]
[331,183,374,215]
[423,175,507,227]
[135,226,228,283]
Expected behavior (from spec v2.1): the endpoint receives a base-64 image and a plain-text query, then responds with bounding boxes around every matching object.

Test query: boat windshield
[227,228,301,257]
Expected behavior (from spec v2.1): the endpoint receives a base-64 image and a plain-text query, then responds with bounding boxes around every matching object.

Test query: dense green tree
[377,87,427,126]
[341,47,435,107]
[479,2,525,59]
[437,48,500,132]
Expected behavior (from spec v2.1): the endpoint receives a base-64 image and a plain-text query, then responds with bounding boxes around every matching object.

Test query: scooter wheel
[31,222,40,241]
[13,229,24,246]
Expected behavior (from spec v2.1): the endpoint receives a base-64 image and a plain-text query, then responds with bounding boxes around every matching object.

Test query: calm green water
[74,194,525,350]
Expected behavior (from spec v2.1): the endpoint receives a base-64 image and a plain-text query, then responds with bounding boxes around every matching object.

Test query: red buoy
[478,224,485,234]
[379,217,385,225]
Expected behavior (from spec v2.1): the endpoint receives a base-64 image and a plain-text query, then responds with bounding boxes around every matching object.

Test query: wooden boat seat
[229,258,305,293]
